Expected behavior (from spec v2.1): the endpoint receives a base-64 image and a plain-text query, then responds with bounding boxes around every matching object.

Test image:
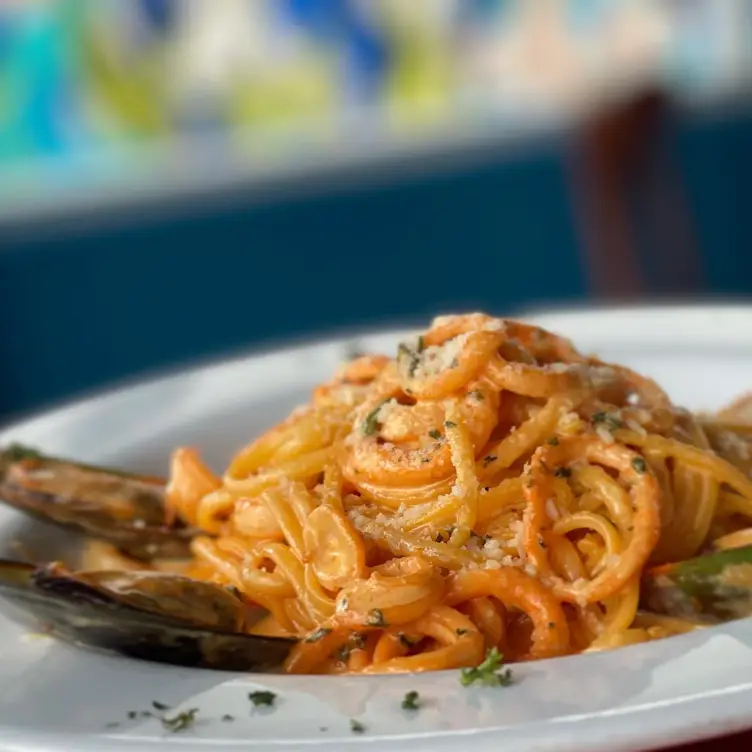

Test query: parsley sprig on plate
[460,648,514,688]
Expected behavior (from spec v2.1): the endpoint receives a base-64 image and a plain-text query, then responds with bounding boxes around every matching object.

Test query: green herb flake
[362,401,387,436]
[460,647,514,688]
[304,627,333,643]
[152,701,170,711]
[483,454,497,467]
[335,644,353,662]
[456,628,470,636]
[127,711,138,720]
[471,390,485,401]
[401,691,421,711]
[592,412,624,431]
[367,608,387,627]
[222,714,235,722]
[444,420,457,429]
[548,622,556,629]
[5,443,43,462]
[398,632,419,648]
[161,708,199,733]
[249,690,277,708]
[631,456,647,474]
[350,719,366,734]
[547,437,560,446]
[397,338,423,377]
[554,467,572,478]
[428,429,442,440]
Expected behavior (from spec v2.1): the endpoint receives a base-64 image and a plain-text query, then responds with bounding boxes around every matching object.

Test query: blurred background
[0,0,750,422]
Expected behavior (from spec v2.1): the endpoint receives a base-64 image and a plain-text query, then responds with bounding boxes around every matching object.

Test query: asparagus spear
[641,545,752,623]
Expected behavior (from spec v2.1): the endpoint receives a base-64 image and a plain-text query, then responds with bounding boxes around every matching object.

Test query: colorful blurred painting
[0,0,749,209]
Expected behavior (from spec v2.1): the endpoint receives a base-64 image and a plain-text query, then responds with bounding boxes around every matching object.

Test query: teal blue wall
[0,105,750,422]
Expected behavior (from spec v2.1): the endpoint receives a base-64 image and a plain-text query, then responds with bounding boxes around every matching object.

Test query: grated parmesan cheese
[376,398,398,423]
[483,538,503,556]
[412,334,469,380]
[625,419,648,436]
[482,319,506,332]
[595,425,615,444]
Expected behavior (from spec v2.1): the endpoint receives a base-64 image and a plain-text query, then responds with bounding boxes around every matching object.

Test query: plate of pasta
[1,305,752,752]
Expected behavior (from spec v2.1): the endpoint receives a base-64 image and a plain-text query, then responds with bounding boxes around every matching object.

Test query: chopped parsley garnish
[631,456,647,474]
[401,691,420,711]
[592,412,623,431]
[367,609,387,627]
[398,632,419,648]
[554,467,572,478]
[222,714,234,722]
[127,711,138,720]
[455,628,470,636]
[460,647,514,688]
[304,627,333,643]
[350,719,366,734]
[161,708,199,733]
[398,337,425,377]
[335,644,353,662]
[483,454,497,467]
[249,690,277,708]
[547,437,560,446]
[428,429,442,440]
[444,420,457,429]
[152,701,170,711]
[471,390,484,401]
[336,632,367,662]
[548,622,556,629]
[362,401,387,436]
[5,443,43,462]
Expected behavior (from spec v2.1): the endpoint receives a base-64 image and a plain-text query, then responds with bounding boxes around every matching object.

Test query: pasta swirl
[150,313,752,673]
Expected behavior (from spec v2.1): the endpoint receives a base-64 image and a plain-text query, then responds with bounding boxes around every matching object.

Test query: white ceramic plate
[1,305,752,752]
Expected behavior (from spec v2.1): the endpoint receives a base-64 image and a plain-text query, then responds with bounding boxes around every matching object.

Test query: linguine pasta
[157,313,752,673]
